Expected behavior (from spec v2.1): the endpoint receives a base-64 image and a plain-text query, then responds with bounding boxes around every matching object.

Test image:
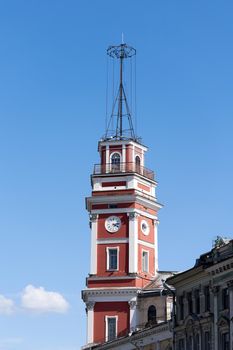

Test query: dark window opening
[195,289,200,314]
[204,286,210,312]
[187,292,193,314]
[135,156,141,173]
[204,331,211,350]
[194,334,200,350]
[222,333,230,350]
[108,204,118,209]
[178,339,185,350]
[147,305,157,325]
[222,288,229,310]
[179,296,184,320]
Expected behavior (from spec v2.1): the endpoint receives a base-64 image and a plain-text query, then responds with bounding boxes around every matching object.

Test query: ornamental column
[129,300,137,331]
[90,214,98,275]
[86,301,95,344]
[212,286,219,350]
[153,219,159,273]
[128,213,139,274]
[227,280,233,350]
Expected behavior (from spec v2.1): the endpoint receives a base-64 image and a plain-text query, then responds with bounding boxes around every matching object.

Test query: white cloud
[21,285,69,314]
[0,295,14,315]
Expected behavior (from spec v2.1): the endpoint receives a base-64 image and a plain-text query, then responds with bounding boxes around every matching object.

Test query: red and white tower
[82,42,162,347]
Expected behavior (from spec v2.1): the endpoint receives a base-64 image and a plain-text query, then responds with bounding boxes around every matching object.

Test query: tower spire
[105,42,137,141]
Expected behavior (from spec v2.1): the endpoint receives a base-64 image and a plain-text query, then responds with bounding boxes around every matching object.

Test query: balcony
[93,162,155,181]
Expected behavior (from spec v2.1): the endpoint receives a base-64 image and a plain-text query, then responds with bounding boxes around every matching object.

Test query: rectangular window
[142,250,149,272]
[177,339,185,350]
[204,331,211,350]
[204,286,210,311]
[222,288,229,310]
[187,335,193,350]
[195,289,200,314]
[179,295,184,320]
[107,248,119,270]
[194,334,200,350]
[108,204,118,209]
[106,316,117,341]
[222,333,230,350]
[187,292,193,314]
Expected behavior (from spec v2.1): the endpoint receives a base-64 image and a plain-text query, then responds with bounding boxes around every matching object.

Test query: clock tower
[82,42,162,347]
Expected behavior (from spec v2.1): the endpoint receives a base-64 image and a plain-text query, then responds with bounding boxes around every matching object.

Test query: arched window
[111,152,121,172]
[147,305,157,324]
[135,155,141,174]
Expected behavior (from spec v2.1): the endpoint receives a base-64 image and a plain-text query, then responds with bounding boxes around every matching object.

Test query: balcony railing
[93,162,155,181]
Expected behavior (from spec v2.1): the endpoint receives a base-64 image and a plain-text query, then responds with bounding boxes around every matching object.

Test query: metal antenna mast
[105,42,136,141]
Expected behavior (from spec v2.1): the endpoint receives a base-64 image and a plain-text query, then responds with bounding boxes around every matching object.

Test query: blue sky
[1,0,233,349]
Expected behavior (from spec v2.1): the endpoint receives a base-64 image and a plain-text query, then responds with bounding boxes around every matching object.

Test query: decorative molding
[128,300,137,309]
[89,214,99,222]
[138,239,154,249]
[212,286,219,295]
[91,207,158,220]
[228,280,233,289]
[86,301,95,311]
[128,212,139,220]
[97,238,129,245]
[83,288,139,299]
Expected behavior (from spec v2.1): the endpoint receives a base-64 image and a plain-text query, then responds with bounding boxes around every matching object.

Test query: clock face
[141,220,150,235]
[105,216,121,233]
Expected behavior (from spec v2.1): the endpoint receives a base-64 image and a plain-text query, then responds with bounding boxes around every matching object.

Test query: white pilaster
[122,144,126,164]
[132,144,135,163]
[86,301,95,344]
[128,213,138,273]
[141,150,145,167]
[228,281,233,350]
[106,145,109,173]
[154,219,159,273]
[90,214,98,275]
[128,299,137,331]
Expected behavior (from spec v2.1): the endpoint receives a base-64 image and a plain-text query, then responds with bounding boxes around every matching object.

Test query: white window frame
[105,315,118,341]
[135,154,141,164]
[110,152,121,172]
[142,249,149,273]
[106,247,119,271]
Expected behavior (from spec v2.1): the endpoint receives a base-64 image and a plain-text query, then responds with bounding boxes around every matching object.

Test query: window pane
[142,251,148,272]
[204,332,211,350]
[187,292,193,314]
[148,305,156,323]
[111,153,120,171]
[179,296,184,320]
[222,333,230,350]
[195,289,200,314]
[109,249,117,270]
[222,288,229,309]
[111,153,120,164]
[204,286,210,311]
[108,318,116,341]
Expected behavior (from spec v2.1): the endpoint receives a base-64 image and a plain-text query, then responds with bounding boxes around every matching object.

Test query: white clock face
[105,216,121,233]
[141,220,150,235]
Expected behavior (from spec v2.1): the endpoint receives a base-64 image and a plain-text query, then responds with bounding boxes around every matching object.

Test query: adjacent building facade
[167,237,233,350]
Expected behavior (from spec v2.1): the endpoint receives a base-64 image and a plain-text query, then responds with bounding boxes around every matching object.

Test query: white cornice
[98,140,148,152]
[138,239,155,248]
[86,194,162,212]
[91,208,158,220]
[97,238,129,244]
